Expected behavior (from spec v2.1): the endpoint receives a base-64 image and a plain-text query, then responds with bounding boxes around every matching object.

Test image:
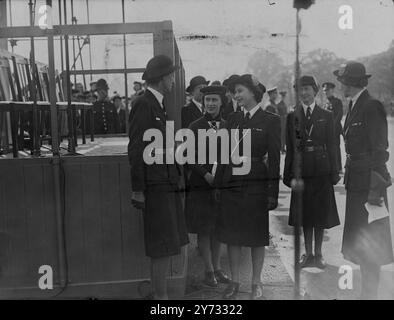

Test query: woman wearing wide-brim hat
[186,85,231,288]
[214,74,281,300]
[334,61,393,299]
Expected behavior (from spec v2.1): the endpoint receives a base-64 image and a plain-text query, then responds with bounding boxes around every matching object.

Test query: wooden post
[153,22,179,130]
[0,0,7,50]
[0,0,7,153]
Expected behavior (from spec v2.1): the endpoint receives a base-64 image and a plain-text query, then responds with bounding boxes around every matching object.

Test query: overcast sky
[5,0,394,93]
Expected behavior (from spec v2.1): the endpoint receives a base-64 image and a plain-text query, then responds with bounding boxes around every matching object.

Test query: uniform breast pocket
[348,122,364,136]
[152,117,166,130]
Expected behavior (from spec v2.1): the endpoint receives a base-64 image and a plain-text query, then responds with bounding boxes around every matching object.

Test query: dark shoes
[250,283,266,300]
[203,271,218,287]
[214,269,231,284]
[314,254,326,269]
[300,254,315,268]
[223,281,240,300]
[299,253,326,269]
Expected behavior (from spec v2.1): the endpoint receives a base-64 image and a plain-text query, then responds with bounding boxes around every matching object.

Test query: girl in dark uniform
[284,76,340,270]
[215,74,281,300]
[186,85,230,287]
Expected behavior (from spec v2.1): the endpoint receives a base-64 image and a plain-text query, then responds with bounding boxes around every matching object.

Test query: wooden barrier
[0,155,187,299]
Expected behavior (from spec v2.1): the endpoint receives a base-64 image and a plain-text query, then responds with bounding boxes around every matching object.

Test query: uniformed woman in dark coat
[215,74,281,300]
[284,75,341,270]
[334,61,393,299]
[186,85,230,287]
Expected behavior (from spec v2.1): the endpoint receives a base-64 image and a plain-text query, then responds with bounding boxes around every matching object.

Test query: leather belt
[303,145,326,153]
[346,152,371,161]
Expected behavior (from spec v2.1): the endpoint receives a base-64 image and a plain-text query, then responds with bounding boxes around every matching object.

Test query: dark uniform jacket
[266,102,279,115]
[185,113,227,235]
[284,104,339,183]
[128,90,180,192]
[343,90,390,191]
[221,100,242,120]
[128,89,188,258]
[89,99,119,134]
[342,89,393,266]
[325,96,343,142]
[214,109,281,246]
[181,100,203,129]
[284,104,340,228]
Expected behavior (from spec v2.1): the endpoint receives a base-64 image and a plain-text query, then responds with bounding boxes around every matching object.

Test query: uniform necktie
[162,99,167,117]
[244,112,250,122]
[306,106,312,120]
[348,100,353,113]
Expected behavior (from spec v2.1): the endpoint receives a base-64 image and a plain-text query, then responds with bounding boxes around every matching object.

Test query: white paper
[211,161,218,177]
[365,202,389,224]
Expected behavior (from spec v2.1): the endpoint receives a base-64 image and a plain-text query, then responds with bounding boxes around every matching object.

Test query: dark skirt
[288,175,340,229]
[341,191,394,266]
[144,184,189,258]
[186,186,219,235]
[216,182,269,247]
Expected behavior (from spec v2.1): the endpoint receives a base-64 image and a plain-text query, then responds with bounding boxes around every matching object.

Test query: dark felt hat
[222,74,240,92]
[142,55,179,81]
[322,82,336,89]
[186,76,210,93]
[96,78,109,90]
[229,74,266,102]
[333,61,371,87]
[294,75,319,92]
[200,85,227,96]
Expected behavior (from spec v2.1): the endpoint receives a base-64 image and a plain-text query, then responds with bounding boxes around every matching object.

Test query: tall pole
[63,0,76,152]
[29,0,40,157]
[86,0,93,82]
[293,7,302,300]
[71,0,77,87]
[58,0,64,73]
[0,0,7,50]
[122,0,129,133]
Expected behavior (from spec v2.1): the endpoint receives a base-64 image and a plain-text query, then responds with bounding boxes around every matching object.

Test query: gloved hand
[267,197,278,211]
[331,173,341,185]
[131,191,145,211]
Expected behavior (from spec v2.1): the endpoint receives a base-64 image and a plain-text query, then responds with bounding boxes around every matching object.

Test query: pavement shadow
[301,264,361,300]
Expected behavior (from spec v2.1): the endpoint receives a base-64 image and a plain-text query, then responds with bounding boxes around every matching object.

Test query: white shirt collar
[232,99,239,112]
[302,100,316,115]
[243,104,261,119]
[147,87,164,109]
[192,99,203,113]
[350,88,366,106]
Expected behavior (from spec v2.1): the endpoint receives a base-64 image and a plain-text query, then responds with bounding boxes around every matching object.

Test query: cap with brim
[186,76,210,93]
[142,55,179,81]
[200,85,227,96]
[96,78,109,90]
[294,75,319,92]
[267,87,278,94]
[322,82,336,89]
